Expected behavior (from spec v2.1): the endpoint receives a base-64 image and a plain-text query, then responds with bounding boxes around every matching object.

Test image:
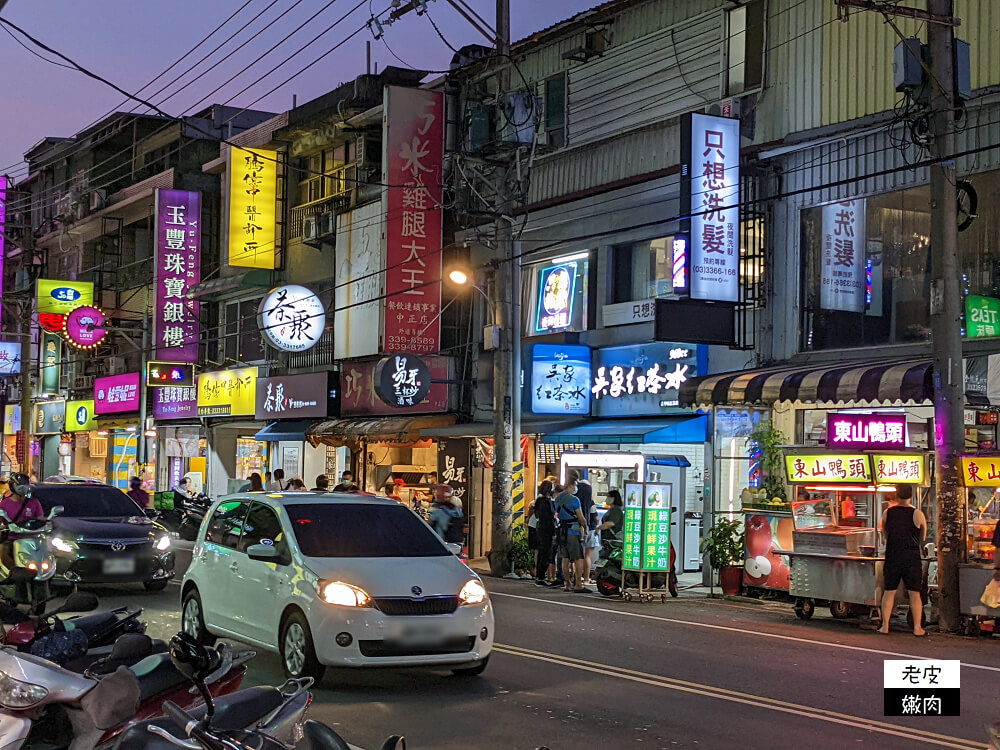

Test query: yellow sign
[36,279,94,315]
[959,456,1000,486]
[871,454,926,485]
[65,400,97,432]
[785,454,871,484]
[197,367,258,417]
[3,405,19,435]
[228,148,277,269]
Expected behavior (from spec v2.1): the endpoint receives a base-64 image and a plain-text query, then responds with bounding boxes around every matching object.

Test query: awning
[679,359,935,408]
[540,416,708,444]
[306,415,455,447]
[419,418,587,439]
[254,420,313,442]
[186,270,272,300]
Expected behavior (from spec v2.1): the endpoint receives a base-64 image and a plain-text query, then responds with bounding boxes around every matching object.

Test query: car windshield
[286,502,449,558]
[31,485,144,518]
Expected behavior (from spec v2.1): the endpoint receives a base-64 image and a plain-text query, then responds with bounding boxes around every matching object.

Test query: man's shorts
[884,559,922,592]
[558,533,584,562]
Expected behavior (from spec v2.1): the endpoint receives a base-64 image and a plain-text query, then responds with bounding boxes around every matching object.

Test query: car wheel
[181,589,216,646]
[452,655,489,677]
[144,579,169,592]
[280,612,325,682]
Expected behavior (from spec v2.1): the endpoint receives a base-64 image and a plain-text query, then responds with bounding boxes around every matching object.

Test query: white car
[180,492,493,681]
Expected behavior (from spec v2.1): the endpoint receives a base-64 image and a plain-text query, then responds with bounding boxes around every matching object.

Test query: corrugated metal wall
[567,9,723,146]
[820,0,1000,127]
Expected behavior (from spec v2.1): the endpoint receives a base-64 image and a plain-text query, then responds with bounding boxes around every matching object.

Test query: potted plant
[700,518,745,595]
[748,422,788,503]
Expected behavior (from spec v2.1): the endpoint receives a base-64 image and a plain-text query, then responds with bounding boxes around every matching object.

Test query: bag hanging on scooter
[79,665,141,729]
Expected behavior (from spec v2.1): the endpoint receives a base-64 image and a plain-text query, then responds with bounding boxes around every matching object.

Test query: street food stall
[956,454,1000,634]
[782,449,933,622]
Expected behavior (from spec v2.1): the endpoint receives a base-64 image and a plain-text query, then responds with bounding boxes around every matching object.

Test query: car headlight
[459,579,487,606]
[321,581,372,607]
[50,536,76,554]
[155,535,171,551]
[0,671,48,708]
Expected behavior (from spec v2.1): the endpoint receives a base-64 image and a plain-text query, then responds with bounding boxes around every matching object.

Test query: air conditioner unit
[89,189,107,212]
[89,435,108,459]
[303,215,319,242]
[319,212,336,238]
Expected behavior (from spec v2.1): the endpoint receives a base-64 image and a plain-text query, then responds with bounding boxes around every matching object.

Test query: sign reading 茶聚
[965,295,1000,339]
[883,660,959,716]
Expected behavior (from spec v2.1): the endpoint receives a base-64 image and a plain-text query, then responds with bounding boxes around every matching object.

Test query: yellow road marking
[494,643,981,750]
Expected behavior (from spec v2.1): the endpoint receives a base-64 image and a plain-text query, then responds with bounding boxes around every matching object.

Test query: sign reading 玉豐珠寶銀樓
[154,189,201,362]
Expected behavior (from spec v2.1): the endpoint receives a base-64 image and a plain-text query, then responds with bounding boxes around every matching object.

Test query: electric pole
[488,0,514,576]
[927,0,963,632]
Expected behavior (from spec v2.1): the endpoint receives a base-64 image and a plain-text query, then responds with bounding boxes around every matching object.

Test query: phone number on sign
[692,266,737,276]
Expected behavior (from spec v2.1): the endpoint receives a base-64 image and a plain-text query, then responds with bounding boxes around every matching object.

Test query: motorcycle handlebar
[162,700,198,737]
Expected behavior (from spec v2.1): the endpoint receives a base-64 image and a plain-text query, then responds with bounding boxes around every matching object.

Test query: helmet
[8,473,30,496]
[168,632,219,682]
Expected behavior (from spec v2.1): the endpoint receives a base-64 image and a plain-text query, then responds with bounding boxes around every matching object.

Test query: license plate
[103,557,135,575]
[386,621,451,646]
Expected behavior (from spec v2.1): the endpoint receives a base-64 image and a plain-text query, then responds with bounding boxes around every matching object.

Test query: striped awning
[678,359,935,408]
[306,415,455,447]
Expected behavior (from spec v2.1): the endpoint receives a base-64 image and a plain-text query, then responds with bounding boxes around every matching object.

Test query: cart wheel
[794,598,815,620]
[830,600,851,619]
[623,592,633,602]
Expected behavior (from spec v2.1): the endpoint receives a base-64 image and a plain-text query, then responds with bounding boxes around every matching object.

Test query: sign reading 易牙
[785,454,872,484]
[154,189,201,362]
[820,199,867,313]
[374,354,432,408]
[965,295,1000,339]
[826,413,908,451]
[883,660,959,716]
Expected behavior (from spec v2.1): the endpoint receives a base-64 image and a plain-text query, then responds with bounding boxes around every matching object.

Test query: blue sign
[534,263,577,333]
[76,406,88,425]
[592,342,705,417]
[526,343,591,415]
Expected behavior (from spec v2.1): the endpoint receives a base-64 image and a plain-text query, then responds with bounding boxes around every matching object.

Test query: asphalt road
[78,577,1000,750]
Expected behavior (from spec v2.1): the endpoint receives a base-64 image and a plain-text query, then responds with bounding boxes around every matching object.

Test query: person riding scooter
[0,473,49,606]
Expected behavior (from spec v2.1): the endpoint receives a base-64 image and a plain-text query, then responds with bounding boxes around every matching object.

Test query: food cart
[782,449,933,623]
[956,454,1000,635]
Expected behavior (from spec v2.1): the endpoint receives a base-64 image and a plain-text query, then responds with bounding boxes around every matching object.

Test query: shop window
[611,237,676,303]
[239,503,288,558]
[544,74,567,149]
[206,500,251,549]
[522,252,590,336]
[221,300,265,362]
[726,0,764,96]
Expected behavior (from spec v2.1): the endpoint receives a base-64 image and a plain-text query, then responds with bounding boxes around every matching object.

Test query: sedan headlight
[155,535,172,551]
[50,536,76,554]
[459,579,487,606]
[321,581,372,607]
[0,671,48,709]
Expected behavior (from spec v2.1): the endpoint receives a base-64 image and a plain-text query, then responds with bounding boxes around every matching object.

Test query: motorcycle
[595,538,678,598]
[0,630,253,749]
[0,507,62,614]
[176,494,211,542]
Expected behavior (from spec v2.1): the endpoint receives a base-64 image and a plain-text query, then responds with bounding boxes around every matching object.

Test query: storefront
[254,372,340,488]
[197,366,262,496]
[151,384,204,494]
[32,399,66,478]
[93,373,147,488]
[957,455,1000,631]
[64,398,104,481]
[2,405,22,475]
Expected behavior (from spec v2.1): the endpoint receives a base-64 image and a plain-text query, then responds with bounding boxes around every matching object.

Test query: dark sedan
[30,483,175,591]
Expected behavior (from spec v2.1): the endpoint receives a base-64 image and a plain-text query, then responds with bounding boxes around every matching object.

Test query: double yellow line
[493,644,983,750]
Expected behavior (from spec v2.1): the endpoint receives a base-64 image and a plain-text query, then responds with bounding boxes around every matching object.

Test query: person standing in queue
[531,480,557,586]
[556,477,591,593]
[127,477,151,508]
[333,471,354,492]
[878,485,927,636]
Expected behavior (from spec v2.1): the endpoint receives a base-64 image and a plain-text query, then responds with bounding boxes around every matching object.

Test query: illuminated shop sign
[826,412,907,450]
[526,343,591,415]
[960,456,1000,487]
[591,343,702,417]
[535,262,577,333]
[872,454,926,485]
[228,148,277,269]
[36,279,94,333]
[785,454,872,484]
[820,199,867,313]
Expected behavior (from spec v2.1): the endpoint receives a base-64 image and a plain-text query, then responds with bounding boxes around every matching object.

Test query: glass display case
[790,498,837,530]
[968,490,1000,564]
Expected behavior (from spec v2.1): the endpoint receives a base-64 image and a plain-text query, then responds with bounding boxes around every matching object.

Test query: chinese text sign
[228,148,277,269]
[883,660,959,717]
[966,295,1000,339]
[785,454,872,484]
[527,344,591,415]
[155,189,201,362]
[826,412,907,450]
[820,199,866,312]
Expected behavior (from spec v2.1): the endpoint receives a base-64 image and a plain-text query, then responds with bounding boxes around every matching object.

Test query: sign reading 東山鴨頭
[0,341,21,375]
[383,86,444,355]
[959,456,1000,486]
[820,199,867,312]
[255,372,338,420]
[228,148,277,269]
[591,342,703,416]
[257,285,325,352]
[872,454,926,485]
[154,189,201,362]
[94,373,141,415]
[965,295,1000,339]
[36,279,94,333]
[63,305,108,350]
[197,367,257,416]
[534,262,577,333]
[681,113,740,302]
[526,343,591,415]
[826,412,908,451]
[66,400,97,432]
[373,354,432,408]
[785,454,872,484]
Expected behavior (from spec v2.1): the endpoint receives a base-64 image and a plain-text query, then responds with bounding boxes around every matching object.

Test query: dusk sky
[0,0,597,179]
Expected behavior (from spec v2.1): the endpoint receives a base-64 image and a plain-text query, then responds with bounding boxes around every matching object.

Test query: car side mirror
[445,543,462,556]
[246,543,280,562]
[47,506,64,520]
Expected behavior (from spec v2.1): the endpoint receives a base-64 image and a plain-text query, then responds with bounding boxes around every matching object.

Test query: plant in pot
[700,518,745,595]
[748,422,788,504]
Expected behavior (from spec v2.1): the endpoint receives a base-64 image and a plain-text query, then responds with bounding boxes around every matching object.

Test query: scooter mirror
[47,506,64,520]
[63,591,99,613]
[0,510,12,524]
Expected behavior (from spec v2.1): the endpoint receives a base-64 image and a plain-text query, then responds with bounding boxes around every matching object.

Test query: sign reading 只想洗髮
[228,148,277,269]
[785,454,872,484]
[154,189,201,362]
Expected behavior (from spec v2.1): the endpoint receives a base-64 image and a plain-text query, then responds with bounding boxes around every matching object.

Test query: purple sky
[0,0,596,180]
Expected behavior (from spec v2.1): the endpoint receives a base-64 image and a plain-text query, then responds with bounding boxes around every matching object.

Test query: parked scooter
[176,494,211,542]
[0,506,62,614]
[0,630,253,749]
[595,538,677,598]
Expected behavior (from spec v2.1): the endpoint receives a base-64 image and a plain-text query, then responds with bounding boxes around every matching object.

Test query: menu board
[623,482,672,572]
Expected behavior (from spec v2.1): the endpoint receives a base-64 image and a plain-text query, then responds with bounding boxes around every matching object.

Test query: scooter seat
[67,612,119,634]
[128,653,190,701]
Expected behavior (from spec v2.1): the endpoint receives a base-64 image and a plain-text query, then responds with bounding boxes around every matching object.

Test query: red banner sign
[340,356,448,416]
[383,86,444,355]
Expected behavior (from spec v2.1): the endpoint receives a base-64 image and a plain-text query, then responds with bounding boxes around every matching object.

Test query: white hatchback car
[181,492,493,681]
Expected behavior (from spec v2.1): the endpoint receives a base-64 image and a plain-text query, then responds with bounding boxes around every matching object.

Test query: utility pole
[19,298,31,477]
[488,0,514,576]
[927,0,963,632]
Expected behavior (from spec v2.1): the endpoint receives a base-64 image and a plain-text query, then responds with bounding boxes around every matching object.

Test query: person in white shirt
[266,468,287,492]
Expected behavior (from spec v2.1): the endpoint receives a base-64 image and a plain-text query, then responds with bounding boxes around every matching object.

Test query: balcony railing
[287,328,334,370]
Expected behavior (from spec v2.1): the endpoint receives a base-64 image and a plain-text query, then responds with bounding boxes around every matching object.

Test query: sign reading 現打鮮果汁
[622,483,672,573]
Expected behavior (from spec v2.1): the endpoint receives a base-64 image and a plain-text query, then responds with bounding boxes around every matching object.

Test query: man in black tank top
[877,485,927,636]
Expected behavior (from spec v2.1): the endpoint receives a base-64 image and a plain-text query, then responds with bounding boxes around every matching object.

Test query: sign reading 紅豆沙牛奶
[785,454,872,484]
[883,660,959,716]
[826,412,908,450]
[373,354,432,409]
[525,343,591,415]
